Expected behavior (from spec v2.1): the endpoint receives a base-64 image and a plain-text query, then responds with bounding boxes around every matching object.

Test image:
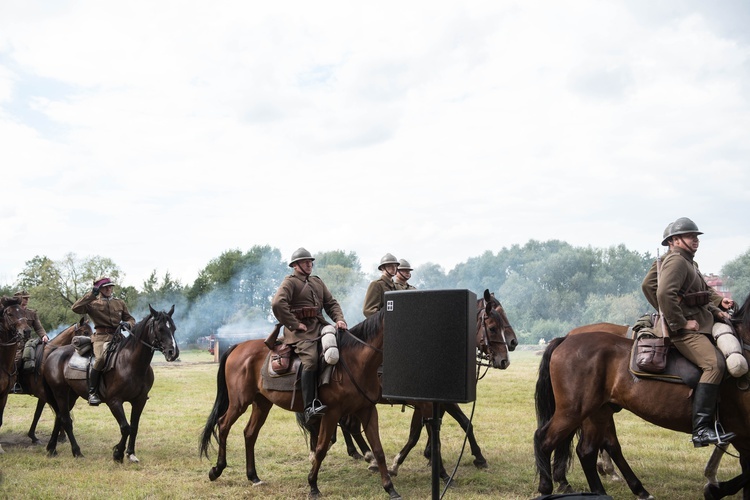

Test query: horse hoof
[209,468,221,481]
[47,449,57,457]
[473,458,488,469]
[388,468,398,477]
[251,480,264,487]
[127,454,140,463]
[368,463,379,473]
[350,452,364,460]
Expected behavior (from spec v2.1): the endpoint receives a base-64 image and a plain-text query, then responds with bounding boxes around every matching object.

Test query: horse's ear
[149,304,157,316]
[78,316,86,326]
[168,305,175,317]
[483,289,492,302]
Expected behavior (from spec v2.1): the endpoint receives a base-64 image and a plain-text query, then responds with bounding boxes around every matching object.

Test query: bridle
[0,305,26,347]
[137,314,176,353]
[476,299,508,371]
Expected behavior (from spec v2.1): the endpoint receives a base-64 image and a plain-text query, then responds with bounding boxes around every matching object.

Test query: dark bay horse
[0,297,32,454]
[14,317,92,444]
[535,295,750,499]
[42,305,178,461]
[199,309,401,499]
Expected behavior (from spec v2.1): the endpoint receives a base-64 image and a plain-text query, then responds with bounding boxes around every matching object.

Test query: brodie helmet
[661,222,674,246]
[289,247,315,267]
[378,253,399,271]
[397,259,413,271]
[668,217,703,240]
[13,289,31,298]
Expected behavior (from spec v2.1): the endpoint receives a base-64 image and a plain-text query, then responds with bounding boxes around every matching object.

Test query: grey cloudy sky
[1,1,749,288]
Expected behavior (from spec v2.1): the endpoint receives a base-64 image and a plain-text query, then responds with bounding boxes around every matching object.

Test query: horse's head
[476,289,516,370]
[146,304,179,361]
[734,295,750,344]
[1,298,31,343]
[75,316,93,336]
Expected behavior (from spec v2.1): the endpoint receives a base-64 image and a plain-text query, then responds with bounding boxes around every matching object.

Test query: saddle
[629,340,702,388]
[63,340,118,381]
[260,343,333,407]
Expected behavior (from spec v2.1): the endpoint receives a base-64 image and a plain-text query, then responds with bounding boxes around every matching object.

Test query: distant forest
[5,240,750,345]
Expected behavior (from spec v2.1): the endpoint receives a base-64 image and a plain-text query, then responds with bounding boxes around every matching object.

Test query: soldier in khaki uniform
[394,259,416,291]
[272,248,347,424]
[71,277,135,405]
[12,290,48,393]
[656,217,734,447]
[643,222,733,312]
[362,253,399,318]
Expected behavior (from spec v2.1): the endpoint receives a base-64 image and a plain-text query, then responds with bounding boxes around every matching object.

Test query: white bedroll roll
[321,325,339,365]
[712,322,748,377]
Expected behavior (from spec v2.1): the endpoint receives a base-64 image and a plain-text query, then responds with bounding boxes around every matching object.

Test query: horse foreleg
[124,397,148,463]
[243,398,272,485]
[443,402,487,469]
[358,406,400,499]
[106,401,130,463]
[389,406,424,476]
[48,402,83,458]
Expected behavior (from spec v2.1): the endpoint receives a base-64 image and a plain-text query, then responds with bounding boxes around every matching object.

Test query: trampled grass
[0,348,743,499]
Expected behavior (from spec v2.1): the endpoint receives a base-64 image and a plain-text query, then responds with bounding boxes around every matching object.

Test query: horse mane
[735,294,750,336]
[339,309,385,350]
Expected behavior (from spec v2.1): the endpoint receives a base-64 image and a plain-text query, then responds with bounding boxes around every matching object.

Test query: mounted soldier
[394,259,416,291]
[362,253,399,318]
[271,248,348,425]
[71,277,135,406]
[12,289,48,393]
[656,217,735,447]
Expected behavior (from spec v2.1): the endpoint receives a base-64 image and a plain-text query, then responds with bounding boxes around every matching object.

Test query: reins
[335,328,382,405]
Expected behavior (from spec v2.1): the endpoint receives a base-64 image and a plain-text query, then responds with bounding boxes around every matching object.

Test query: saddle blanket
[63,352,90,380]
[260,349,333,392]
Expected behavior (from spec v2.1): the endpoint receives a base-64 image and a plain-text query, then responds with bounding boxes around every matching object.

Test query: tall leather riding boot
[301,370,327,424]
[692,383,735,447]
[88,368,102,406]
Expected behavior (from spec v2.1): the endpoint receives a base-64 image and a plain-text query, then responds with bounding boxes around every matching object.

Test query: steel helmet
[661,222,674,246]
[397,259,413,271]
[289,247,315,267]
[378,253,399,270]
[668,217,703,239]
[13,289,31,298]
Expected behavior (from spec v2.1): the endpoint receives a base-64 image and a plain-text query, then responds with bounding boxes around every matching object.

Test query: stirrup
[12,382,23,394]
[304,400,328,423]
[88,393,101,406]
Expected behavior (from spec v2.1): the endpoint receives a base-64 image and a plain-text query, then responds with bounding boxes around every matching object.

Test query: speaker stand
[427,403,441,500]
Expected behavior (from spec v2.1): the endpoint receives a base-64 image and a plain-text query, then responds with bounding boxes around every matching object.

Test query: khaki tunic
[395,281,416,290]
[656,247,723,384]
[642,249,723,312]
[22,308,47,340]
[271,271,345,370]
[363,274,398,318]
[72,291,135,369]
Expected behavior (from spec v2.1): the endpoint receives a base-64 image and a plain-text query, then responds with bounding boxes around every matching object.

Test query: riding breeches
[293,338,319,372]
[671,331,724,384]
[92,337,112,371]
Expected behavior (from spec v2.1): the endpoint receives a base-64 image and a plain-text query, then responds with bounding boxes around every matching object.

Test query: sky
[1,1,749,289]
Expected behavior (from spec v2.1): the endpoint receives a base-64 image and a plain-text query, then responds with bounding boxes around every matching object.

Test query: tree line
[4,241,750,345]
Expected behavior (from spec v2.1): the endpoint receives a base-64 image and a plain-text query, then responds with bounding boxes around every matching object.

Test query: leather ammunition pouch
[681,291,711,307]
[291,306,321,320]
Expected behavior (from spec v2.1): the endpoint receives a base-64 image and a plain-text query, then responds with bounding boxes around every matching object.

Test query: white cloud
[1,0,749,287]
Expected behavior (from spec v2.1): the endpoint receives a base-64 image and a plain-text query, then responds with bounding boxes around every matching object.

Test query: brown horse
[535,295,750,499]
[0,297,32,453]
[199,309,400,499]
[42,305,178,461]
[12,317,92,444]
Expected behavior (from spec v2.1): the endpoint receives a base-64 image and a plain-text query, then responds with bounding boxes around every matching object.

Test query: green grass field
[0,348,743,499]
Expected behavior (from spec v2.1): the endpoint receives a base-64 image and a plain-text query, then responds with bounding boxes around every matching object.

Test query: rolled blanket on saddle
[72,335,93,356]
[713,322,748,378]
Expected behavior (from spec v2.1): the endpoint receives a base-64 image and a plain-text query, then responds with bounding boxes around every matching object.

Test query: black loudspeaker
[382,289,477,403]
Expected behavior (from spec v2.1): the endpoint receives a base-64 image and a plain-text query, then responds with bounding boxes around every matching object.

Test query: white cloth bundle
[321,325,339,365]
[712,322,748,378]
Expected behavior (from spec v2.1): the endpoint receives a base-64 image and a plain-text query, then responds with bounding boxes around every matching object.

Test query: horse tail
[535,336,565,426]
[199,343,237,459]
[534,336,575,479]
